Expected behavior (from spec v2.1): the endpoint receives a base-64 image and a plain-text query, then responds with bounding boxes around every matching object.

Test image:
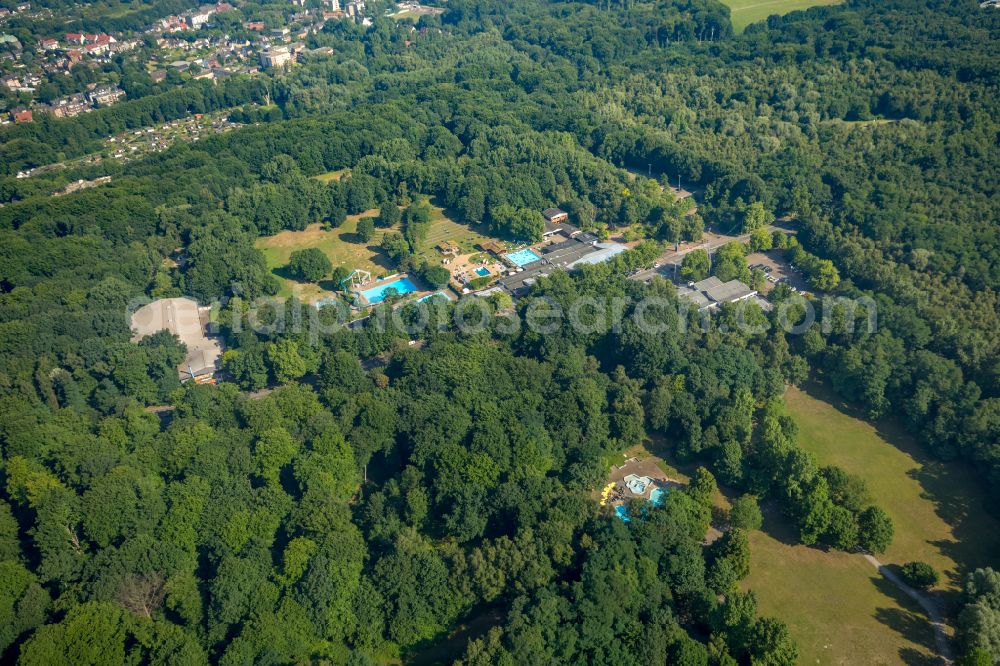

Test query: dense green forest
[0,0,997,662]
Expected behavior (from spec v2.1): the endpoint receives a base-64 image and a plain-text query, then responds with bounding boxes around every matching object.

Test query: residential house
[87,85,125,106]
[260,45,291,68]
[47,93,90,117]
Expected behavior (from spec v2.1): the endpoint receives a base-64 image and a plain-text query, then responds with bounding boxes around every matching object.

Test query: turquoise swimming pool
[474,266,491,277]
[417,291,450,303]
[615,487,669,522]
[504,248,542,267]
[360,277,418,304]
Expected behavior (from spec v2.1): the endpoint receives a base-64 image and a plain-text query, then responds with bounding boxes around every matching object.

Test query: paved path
[862,554,953,664]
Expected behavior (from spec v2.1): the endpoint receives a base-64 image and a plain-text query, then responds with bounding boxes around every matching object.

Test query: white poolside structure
[624,474,655,496]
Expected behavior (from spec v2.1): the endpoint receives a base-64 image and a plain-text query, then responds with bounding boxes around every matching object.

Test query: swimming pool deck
[608,456,682,504]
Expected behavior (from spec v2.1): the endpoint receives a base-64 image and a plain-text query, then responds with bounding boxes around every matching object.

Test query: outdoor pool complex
[360,277,418,304]
[474,267,491,277]
[504,248,542,267]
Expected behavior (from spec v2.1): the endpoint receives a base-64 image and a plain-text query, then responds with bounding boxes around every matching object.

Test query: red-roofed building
[12,108,32,123]
[65,33,85,44]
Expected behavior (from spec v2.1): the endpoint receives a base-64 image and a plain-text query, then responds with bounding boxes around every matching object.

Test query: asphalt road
[630,228,760,283]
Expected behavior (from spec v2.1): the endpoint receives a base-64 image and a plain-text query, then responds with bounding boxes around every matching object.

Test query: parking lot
[746,251,809,293]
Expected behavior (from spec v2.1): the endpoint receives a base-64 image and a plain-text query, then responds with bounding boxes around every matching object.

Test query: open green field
[418,207,494,259]
[720,0,843,32]
[312,169,351,183]
[786,383,1000,591]
[743,383,1000,665]
[256,210,390,301]
[255,203,495,301]
[746,525,939,665]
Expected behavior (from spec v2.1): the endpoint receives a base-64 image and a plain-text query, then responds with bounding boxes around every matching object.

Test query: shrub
[900,561,939,590]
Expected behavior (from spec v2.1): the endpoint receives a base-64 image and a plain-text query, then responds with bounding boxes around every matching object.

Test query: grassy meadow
[742,383,1000,665]
[720,0,843,32]
[255,202,494,302]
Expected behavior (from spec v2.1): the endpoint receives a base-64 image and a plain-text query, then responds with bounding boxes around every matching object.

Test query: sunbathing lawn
[256,203,499,302]
[256,211,389,301]
[416,205,494,262]
[720,0,843,32]
[742,382,1000,665]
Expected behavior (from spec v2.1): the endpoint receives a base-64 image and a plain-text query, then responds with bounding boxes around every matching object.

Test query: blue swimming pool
[360,277,418,304]
[615,488,669,522]
[417,291,450,303]
[474,267,491,277]
[504,248,542,267]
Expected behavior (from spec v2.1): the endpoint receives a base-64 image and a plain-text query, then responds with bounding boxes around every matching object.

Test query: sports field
[743,383,1000,665]
[721,0,843,32]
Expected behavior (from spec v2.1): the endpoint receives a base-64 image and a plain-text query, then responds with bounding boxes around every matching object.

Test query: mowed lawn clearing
[256,210,392,301]
[415,204,494,262]
[785,382,1000,595]
[742,382,1000,665]
[721,0,843,32]
[744,518,940,666]
[312,168,350,183]
[256,204,497,301]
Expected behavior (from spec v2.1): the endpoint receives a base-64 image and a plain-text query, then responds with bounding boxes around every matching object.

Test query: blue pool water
[360,277,418,304]
[616,487,669,522]
[417,291,450,303]
[504,248,542,267]
[474,267,491,277]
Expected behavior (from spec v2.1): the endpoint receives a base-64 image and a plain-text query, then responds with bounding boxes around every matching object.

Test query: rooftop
[496,237,627,295]
[542,207,568,221]
[130,297,222,379]
[677,276,757,310]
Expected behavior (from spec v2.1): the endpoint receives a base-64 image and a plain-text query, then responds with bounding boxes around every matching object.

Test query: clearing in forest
[720,0,843,32]
[256,204,496,302]
[743,382,1000,665]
